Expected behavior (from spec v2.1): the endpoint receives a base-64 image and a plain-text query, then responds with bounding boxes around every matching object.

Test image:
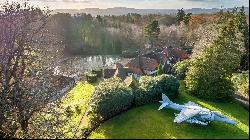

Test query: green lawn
[60,81,95,138]
[31,81,96,139]
[89,81,249,139]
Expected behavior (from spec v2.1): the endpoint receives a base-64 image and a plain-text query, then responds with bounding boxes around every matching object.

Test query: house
[161,46,189,60]
[144,52,167,65]
[104,63,133,80]
[171,47,189,60]
[125,57,159,76]
[114,67,133,80]
[160,47,189,74]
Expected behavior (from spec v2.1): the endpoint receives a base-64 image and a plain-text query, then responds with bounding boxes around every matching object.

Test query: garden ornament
[158,93,237,125]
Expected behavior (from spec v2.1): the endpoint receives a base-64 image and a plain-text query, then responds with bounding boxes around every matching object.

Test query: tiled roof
[125,57,159,72]
[128,67,143,75]
[171,48,189,59]
[162,47,189,59]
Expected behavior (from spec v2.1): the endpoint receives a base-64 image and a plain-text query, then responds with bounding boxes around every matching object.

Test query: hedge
[86,77,134,128]
[134,74,180,106]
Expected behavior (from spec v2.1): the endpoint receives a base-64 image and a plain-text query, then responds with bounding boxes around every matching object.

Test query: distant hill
[52,7,249,16]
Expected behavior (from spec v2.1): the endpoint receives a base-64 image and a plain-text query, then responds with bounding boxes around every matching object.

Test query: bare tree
[0,1,64,138]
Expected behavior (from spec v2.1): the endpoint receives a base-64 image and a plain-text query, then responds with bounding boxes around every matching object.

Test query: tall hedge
[86,77,133,127]
[134,74,179,106]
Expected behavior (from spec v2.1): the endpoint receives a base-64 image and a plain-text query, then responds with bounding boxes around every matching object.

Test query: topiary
[86,77,133,128]
[134,74,179,106]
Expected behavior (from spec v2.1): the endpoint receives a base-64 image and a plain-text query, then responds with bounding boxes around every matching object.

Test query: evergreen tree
[235,7,249,70]
[176,8,186,24]
[183,13,192,25]
[144,20,160,48]
[185,19,243,101]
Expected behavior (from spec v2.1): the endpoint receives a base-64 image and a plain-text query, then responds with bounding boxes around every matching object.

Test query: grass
[60,81,95,138]
[89,81,249,139]
[31,81,96,139]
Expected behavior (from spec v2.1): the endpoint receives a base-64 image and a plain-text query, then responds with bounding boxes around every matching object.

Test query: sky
[0,0,249,9]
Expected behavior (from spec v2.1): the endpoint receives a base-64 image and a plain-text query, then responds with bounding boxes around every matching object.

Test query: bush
[134,74,179,106]
[86,77,133,127]
[86,72,98,83]
[92,69,103,78]
[173,59,190,80]
[231,72,249,99]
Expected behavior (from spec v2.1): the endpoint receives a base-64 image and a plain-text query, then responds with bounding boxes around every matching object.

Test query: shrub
[231,72,249,99]
[92,69,103,78]
[86,72,98,83]
[134,74,179,106]
[86,77,133,127]
[173,59,190,80]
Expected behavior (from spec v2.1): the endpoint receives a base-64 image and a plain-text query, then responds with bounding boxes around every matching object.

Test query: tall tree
[176,8,186,25]
[185,19,244,101]
[235,6,249,70]
[144,20,160,48]
[0,1,64,138]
